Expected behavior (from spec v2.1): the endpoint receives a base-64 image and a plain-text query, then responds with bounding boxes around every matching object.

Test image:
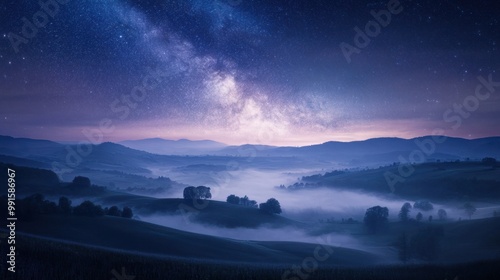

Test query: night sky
[0,0,499,145]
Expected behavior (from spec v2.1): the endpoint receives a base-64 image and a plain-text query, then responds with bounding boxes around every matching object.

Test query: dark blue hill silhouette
[0,135,63,158]
[1,135,500,172]
[120,138,227,155]
[215,136,500,163]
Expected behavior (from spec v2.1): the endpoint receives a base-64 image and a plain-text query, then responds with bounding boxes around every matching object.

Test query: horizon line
[2,134,500,148]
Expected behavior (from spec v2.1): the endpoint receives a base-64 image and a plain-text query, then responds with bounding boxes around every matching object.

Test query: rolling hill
[290,161,500,201]
[97,196,301,228]
[12,215,379,266]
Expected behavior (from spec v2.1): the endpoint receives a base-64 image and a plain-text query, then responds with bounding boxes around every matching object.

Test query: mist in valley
[143,167,467,222]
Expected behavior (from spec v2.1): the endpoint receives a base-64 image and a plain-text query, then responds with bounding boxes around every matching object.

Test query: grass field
[12,215,380,265]
[3,234,500,280]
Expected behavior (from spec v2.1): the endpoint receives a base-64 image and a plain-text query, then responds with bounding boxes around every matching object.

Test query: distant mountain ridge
[1,135,499,172]
[120,138,227,155]
[215,136,500,162]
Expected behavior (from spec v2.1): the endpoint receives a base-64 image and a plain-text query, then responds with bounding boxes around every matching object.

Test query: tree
[183,186,196,200]
[247,199,258,208]
[106,206,122,217]
[413,201,434,211]
[416,212,423,222]
[72,176,91,188]
[428,215,433,222]
[437,209,447,221]
[481,157,497,167]
[196,186,211,199]
[58,196,72,214]
[122,207,133,218]
[363,206,389,234]
[183,186,211,200]
[398,202,412,222]
[463,203,476,219]
[226,194,240,204]
[73,201,104,217]
[259,198,282,214]
[240,195,258,208]
[226,194,258,208]
[18,193,45,220]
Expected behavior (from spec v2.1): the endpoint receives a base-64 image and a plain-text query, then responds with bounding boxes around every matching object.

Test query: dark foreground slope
[13,215,378,266]
[3,234,500,280]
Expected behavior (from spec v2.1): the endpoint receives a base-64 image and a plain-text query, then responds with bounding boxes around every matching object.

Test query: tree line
[181,186,282,215]
[0,193,133,220]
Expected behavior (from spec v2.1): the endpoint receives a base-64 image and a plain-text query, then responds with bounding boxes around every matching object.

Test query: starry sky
[0,0,499,146]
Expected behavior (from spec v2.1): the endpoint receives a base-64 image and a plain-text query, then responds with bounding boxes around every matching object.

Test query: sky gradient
[1,0,499,146]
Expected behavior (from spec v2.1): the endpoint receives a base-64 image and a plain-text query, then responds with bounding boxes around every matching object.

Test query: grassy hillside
[294,161,500,201]
[441,217,500,262]
[98,196,300,228]
[0,162,186,197]
[12,215,378,266]
[4,234,500,280]
[313,217,500,264]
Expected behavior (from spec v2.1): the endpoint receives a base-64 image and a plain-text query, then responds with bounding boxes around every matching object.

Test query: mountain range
[1,135,499,169]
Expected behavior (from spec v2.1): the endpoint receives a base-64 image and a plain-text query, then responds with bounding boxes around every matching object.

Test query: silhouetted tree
[416,212,423,222]
[58,196,72,214]
[106,206,122,217]
[398,202,412,222]
[428,215,433,222]
[437,209,447,221]
[259,198,282,214]
[196,186,211,199]
[72,176,91,188]
[463,203,476,219]
[18,193,45,220]
[413,201,434,211]
[43,201,58,214]
[363,206,389,234]
[247,199,258,208]
[183,186,196,200]
[481,157,497,167]
[183,186,211,200]
[226,194,240,204]
[240,195,258,208]
[73,201,104,217]
[122,207,133,218]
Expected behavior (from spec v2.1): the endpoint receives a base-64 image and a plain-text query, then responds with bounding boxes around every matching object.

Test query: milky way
[0,0,499,145]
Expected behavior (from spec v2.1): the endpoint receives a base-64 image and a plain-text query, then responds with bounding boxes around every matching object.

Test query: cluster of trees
[183,186,212,200]
[413,201,434,211]
[259,198,282,215]
[181,186,282,214]
[481,157,497,167]
[72,200,133,218]
[398,201,455,223]
[226,194,281,214]
[1,193,133,220]
[71,176,92,188]
[226,195,257,208]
